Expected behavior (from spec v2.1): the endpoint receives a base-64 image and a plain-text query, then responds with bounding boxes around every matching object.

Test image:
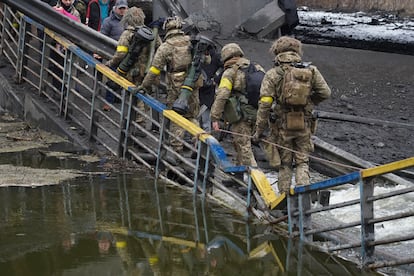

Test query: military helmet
[221,43,244,62]
[163,16,183,32]
[163,16,184,38]
[271,36,303,56]
[121,7,145,28]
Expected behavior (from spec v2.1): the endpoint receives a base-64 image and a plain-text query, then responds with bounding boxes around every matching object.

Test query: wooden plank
[313,136,413,186]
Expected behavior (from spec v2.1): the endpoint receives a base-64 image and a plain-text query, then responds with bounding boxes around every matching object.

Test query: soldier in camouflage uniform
[140,16,205,153]
[211,43,265,167]
[105,7,161,129]
[254,36,331,193]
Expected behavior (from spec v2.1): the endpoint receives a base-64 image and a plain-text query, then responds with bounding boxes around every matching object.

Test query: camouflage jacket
[210,57,264,122]
[255,51,331,131]
[142,33,197,95]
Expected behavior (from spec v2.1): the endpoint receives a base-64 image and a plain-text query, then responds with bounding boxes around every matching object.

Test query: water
[0,166,376,275]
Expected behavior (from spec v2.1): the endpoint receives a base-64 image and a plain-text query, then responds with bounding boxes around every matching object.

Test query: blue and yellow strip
[293,157,414,195]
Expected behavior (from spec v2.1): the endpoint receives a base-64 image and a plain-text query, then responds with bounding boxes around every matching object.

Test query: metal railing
[288,157,414,269]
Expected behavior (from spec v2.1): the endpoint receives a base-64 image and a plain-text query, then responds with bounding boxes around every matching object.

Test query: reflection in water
[0,173,376,275]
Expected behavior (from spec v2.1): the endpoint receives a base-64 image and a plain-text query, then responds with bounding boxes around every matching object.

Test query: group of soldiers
[106,9,331,194]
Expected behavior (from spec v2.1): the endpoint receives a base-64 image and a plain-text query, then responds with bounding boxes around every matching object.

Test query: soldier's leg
[232,121,257,167]
[294,130,312,186]
[170,117,199,153]
[135,100,146,126]
[278,130,294,193]
[170,122,185,153]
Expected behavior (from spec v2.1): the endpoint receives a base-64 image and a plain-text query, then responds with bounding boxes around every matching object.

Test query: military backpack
[280,63,313,107]
[280,63,313,130]
[241,62,265,108]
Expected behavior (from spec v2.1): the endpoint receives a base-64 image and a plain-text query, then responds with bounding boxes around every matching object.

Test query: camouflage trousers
[231,120,257,167]
[166,86,200,152]
[135,100,147,126]
[277,127,313,193]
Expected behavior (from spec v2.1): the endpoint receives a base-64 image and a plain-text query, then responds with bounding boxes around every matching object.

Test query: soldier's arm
[256,71,276,132]
[210,68,234,122]
[105,31,129,69]
[310,66,331,105]
[141,44,168,90]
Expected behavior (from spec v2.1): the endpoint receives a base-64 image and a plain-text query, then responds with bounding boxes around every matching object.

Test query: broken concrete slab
[240,1,285,38]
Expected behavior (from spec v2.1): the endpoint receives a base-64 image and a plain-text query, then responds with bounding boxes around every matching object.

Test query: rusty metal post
[16,16,27,83]
[298,192,312,242]
[88,68,99,142]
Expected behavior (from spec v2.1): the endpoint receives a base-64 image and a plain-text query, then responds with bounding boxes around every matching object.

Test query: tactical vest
[166,36,192,73]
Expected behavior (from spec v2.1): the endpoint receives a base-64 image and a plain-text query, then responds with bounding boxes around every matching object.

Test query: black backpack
[241,62,265,108]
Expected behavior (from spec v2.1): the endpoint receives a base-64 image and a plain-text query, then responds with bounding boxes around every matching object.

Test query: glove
[136,85,148,94]
[129,68,140,77]
[252,129,264,145]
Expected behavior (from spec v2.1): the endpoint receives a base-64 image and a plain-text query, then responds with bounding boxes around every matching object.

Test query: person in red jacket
[85,0,116,31]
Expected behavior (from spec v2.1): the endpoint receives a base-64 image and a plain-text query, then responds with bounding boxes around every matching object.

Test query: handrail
[288,156,414,268]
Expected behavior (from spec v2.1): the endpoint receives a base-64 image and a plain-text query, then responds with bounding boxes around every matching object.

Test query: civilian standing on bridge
[50,0,80,92]
[100,0,128,106]
[254,37,331,194]
[198,47,223,133]
[100,0,128,41]
[85,0,116,31]
[54,0,81,20]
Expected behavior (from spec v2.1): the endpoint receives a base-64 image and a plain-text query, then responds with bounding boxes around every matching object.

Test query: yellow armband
[149,66,161,75]
[260,96,273,103]
[218,77,232,91]
[116,45,128,53]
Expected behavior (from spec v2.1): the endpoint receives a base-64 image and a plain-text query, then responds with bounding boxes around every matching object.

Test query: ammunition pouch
[223,96,242,124]
[286,111,305,130]
[310,116,318,134]
[240,103,257,123]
